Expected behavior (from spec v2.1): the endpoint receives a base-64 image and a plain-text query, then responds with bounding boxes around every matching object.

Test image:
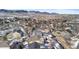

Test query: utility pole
[74,19,78,33]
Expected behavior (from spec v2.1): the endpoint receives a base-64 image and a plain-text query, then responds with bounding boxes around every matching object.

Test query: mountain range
[0,9,58,15]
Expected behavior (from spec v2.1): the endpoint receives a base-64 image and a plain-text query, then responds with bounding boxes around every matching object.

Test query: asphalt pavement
[0,41,9,47]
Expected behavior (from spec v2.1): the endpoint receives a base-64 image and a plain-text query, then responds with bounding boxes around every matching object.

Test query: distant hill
[0,9,28,13]
[28,11,58,15]
[0,9,58,15]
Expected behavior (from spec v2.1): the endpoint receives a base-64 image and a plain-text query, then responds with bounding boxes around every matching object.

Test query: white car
[0,31,6,36]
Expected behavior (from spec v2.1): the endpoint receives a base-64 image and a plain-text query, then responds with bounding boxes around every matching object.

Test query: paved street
[0,41,9,47]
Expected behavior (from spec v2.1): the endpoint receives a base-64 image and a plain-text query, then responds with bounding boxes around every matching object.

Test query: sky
[0,0,79,14]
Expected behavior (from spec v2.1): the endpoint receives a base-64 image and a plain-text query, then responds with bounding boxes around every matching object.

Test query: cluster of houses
[0,16,79,49]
